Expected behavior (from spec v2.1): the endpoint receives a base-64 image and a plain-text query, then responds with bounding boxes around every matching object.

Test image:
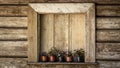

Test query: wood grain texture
[0,58,28,68]
[29,3,93,13]
[98,61,120,68]
[0,28,27,40]
[0,0,120,4]
[0,6,28,16]
[96,43,120,60]
[69,14,85,51]
[54,14,69,51]
[41,14,54,52]
[0,17,27,27]
[0,17,120,29]
[0,41,27,57]
[1,5,119,16]
[28,6,39,62]
[97,30,120,42]
[97,17,120,29]
[45,0,120,5]
[85,4,95,62]
[29,64,97,68]
[97,5,120,16]
[0,0,29,4]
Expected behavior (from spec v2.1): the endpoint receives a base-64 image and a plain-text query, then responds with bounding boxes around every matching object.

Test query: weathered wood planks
[0,17,120,29]
[97,5,120,16]
[0,28,27,40]
[28,6,39,62]
[0,58,28,68]
[54,14,69,51]
[98,61,120,68]
[0,0,119,4]
[0,1,119,68]
[1,42,120,60]
[0,0,29,4]
[29,64,97,68]
[41,14,54,52]
[0,17,27,27]
[29,3,93,13]
[97,30,120,42]
[0,17,119,41]
[0,6,28,16]
[97,17,120,29]
[69,14,86,50]
[96,43,120,60]
[0,5,119,16]
[0,41,27,57]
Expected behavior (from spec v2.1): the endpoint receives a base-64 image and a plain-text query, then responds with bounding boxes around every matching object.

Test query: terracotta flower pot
[49,55,56,62]
[66,56,72,62]
[41,55,48,62]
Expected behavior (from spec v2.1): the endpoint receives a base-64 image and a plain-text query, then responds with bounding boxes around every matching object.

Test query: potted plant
[79,48,85,62]
[40,52,48,62]
[73,49,81,62]
[73,49,85,62]
[48,47,57,62]
[57,50,65,62]
[65,51,72,62]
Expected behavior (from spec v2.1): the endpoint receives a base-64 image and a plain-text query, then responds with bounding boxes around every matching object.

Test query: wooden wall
[0,0,119,68]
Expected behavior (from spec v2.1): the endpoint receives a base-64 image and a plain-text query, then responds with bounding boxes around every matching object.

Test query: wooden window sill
[28,62,97,65]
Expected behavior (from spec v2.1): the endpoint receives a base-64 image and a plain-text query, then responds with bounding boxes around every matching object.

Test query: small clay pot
[41,55,48,62]
[49,55,56,62]
[66,56,72,62]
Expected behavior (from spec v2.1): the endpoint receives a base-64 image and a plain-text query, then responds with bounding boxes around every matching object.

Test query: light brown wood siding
[0,0,119,68]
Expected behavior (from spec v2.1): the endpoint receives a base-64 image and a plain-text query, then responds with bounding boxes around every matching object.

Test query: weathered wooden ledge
[28,62,98,68]
[28,62,98,65]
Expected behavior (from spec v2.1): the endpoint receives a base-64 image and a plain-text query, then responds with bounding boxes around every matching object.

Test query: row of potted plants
[40,47,84,62]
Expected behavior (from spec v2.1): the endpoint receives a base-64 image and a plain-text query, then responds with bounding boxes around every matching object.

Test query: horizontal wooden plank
[0,0,29,4]
[0,28,27,40]
[0,58,28,68]
[0,51,27,58]
[98,61,120,68]
[97,17,120,29]
[97,5,120,16]
[29,64,97,68]
[0,17,27,27]
[0,41,27,57]
[96,43,120,60]
[0,6,28,16]
[0,41,27,51]
[97,30,120,42]
[0,0,120,4]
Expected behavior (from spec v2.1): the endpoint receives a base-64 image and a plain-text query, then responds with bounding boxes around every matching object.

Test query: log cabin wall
[0,0,119,68]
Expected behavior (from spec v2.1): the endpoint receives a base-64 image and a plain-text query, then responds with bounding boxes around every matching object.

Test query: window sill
[28,62,97,65]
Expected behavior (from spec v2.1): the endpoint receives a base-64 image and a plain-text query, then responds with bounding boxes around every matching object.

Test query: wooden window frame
[28,3,95,63]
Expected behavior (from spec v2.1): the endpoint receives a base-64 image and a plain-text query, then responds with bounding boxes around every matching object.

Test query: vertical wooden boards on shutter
[54,14,69,51]
[28,6,38,62]
[69,14,86,51]
[40,14,54,52]
[40,14,86,52]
